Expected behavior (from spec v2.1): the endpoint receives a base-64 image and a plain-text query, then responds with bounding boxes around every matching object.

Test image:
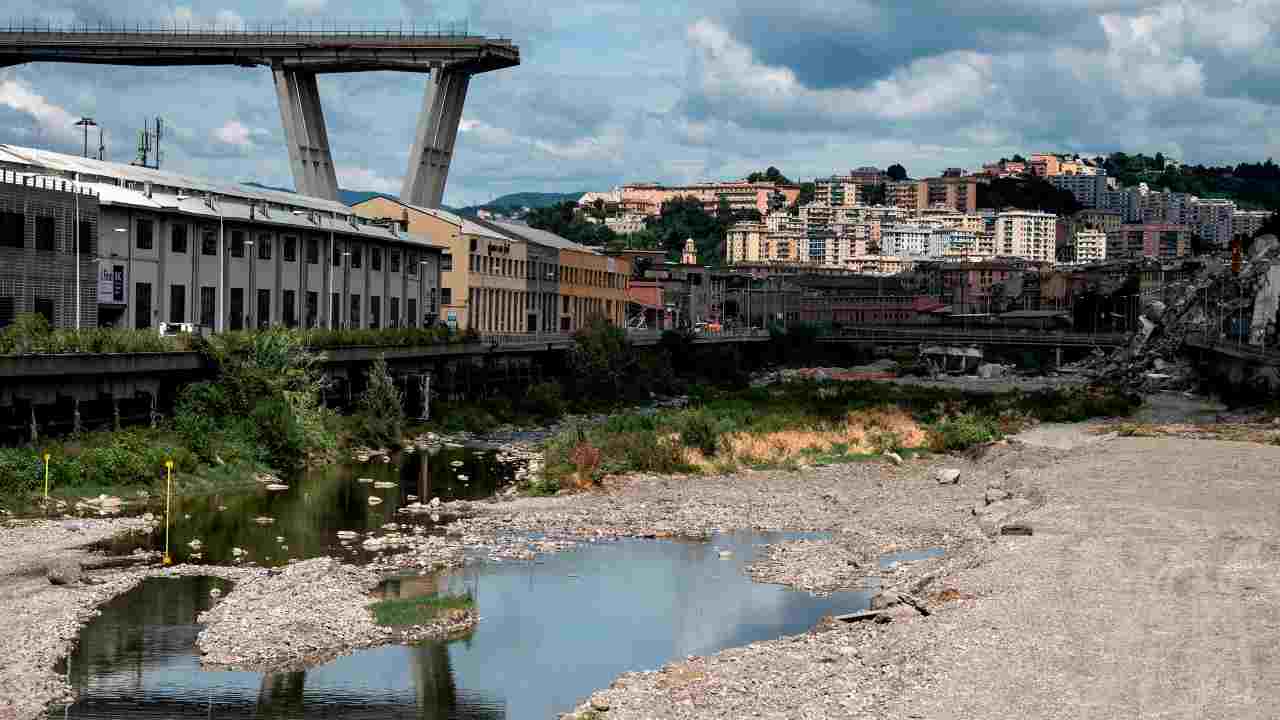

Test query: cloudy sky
[0,0,1278,206]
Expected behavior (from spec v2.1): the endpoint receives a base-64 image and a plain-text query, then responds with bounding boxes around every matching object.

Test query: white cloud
[214,120,253,148]
[685,19,994,126]
[286,0,328,15]
[0,78,80,144]
[336,166,400,195]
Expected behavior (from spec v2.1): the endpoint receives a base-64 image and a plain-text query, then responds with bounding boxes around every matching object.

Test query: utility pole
[74,117,97,158]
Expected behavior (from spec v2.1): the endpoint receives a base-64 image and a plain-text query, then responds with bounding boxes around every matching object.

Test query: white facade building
[995,210,1057,262]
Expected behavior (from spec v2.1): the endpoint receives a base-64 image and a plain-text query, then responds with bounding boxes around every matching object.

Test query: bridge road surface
[885,433,1280,719]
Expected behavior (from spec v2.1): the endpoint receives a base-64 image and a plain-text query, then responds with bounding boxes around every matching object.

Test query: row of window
[134,282,439,330]
[131,220,426,276]
[0,211,96,255]
[466,253,626,289]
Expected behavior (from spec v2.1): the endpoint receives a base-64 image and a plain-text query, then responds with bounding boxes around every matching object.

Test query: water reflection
[57,533,874,720]
[90,447,522,567]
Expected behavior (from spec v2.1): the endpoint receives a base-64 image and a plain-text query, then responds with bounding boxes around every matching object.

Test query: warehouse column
[401,66,471,209]
[274,69,339,201]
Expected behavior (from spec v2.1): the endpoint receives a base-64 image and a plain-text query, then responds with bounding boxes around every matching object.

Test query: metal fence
[825,326,1128,348]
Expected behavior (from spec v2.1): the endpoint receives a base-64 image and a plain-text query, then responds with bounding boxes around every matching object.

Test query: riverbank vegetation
[0,313,476,356]
[369,593,475,627]
[533,381,1138,493]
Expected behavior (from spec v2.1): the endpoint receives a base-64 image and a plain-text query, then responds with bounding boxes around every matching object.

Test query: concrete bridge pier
[273,69,339,201]
[401,67,471,208]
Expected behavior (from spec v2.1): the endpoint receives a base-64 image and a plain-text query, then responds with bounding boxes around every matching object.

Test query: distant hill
[456,191,585,216]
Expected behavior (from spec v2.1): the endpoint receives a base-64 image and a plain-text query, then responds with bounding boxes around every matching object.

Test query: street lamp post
[244,240,255,329]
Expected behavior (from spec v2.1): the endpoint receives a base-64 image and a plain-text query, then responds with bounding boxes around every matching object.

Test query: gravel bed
[0,514,251,720]
[745,536,878,596]
[196,557,423,672]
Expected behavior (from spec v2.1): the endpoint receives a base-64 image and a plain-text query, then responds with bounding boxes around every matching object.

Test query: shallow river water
[53,532,908,720]
[92,446,519,566]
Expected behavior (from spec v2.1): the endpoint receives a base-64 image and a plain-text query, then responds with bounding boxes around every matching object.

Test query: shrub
[568,442,603,484]
[355,355,404,448]
[250,397,308,469]
[0,447,41,497]
[522,381,565,418]
[929,414,999,452]
[678,412,720,456]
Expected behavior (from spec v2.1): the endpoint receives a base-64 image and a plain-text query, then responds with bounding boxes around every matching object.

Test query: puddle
[1132,391,1228,424]
[55,532,875,720]
[878,547,945,569]
[89,446,523,567]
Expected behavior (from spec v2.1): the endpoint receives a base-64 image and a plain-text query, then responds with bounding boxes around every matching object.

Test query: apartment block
[595,180,801,218]
[1049,172,1109,209]
[1073,229,1107,263]
[814,176,860,207]
[887,180,927,211]
[726,221,766,264]
[1234,209,1272,240]
[1189,199,1236,248]
[924,176,978,212]
[995,210,1057,262]
[1106,224,1191,260]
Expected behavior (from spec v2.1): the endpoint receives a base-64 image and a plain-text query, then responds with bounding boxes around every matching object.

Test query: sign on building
[97,260,126,304]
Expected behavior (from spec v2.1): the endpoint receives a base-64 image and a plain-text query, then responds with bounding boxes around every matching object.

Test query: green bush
[0,447,41,496]
[678,412,720,456]
[250,397,308,469]
[522,381,566,418]
[354,355,404,448]
[929,414,999,451]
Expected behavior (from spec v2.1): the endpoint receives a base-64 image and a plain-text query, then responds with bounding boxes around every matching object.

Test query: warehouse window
[78,220,94,256]
[306,237,319,265]
[230,230,245,258]
[201,227,217,256]
[305,291,318,328]
[230,288,244,330]
[135,282,152,329]
[169,284,185,324]
[0,296,14,326]
[370,295,381,328]
[258,235,272,260]
[200,287,215,328]
[371,247,382,271]
[35,216,56,251]
[407,298,417,328]
[283,235,297,262]
[350,244,362,269]
[0,211,23,248]
[35,297,54,325]
[350,295,361,328]
[407,252,418,276]
[282,289,296,328]
[390,249,401,273]
[136,219,154,250]
[441,287,451,305]
[170,223,187,254]
[257,289,270,328]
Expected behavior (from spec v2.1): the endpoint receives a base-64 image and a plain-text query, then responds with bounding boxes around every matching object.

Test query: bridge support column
[273,69,339,201]
[401,67,470,208]
[1055,346,1062,369]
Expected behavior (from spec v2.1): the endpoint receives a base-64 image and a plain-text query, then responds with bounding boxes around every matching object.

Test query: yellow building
[352,196,517,331]
[353,197,630,333]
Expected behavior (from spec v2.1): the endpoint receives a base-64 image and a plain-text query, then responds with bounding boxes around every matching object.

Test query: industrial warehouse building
[0,145,443,332]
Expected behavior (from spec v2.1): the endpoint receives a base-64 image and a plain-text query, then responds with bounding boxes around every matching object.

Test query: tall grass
[369,593,474,626]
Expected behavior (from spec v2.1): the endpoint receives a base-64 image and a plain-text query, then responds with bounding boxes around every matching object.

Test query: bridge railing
[822,326,1129,347]
[0,21,498,40]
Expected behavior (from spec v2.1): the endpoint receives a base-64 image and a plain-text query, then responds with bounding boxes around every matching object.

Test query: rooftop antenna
[132,117,165,169]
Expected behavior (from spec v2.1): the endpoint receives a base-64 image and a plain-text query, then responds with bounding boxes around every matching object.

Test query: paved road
[887,435,1280,719]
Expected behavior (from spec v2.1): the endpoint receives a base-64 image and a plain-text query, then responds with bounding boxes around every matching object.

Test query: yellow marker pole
[163,460,174,566]
[42,453,50,504]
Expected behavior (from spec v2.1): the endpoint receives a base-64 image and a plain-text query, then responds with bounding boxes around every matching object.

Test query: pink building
[616,181,801,218]
[1105,224,1191,260]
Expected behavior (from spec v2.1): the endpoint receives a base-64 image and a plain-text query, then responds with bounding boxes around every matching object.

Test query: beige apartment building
[996,210,1057,263]
[354,198,629,333]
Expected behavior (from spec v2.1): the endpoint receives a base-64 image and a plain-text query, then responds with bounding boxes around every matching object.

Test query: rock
[977,363,1006,379]
[356,477,374,484]
[336,531,359,540]
[450,460,464,468]
[985,488,1012,505]
[590,696,610,712]
[718,550,733,559]
[429,497,442,508]
[1001,523,1034,536]
[367,496,384,506]
[265,483,289,491]
[209,588,222,598]
[869,590,901,611]
[934,468,961,485]
[46,558,83,586]
[1250,233,1279,261]
[187,538,203,550]
[254,516,274,526]
[373,481,397,489]
[884,451,904,466]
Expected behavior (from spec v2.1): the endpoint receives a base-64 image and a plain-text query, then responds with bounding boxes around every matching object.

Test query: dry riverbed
[1,434,1062,720]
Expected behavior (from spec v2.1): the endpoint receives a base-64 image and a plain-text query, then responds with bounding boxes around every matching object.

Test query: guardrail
[822,326,1129,347]
[0,22,489,39]
[1184,332,1280,363]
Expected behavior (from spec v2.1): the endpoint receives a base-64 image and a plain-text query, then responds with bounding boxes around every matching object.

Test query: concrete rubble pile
[1071,234,1280,394]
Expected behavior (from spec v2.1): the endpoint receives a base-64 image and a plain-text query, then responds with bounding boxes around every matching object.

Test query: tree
[886,163,908,181]
[863,183,887,206]
[746,166,792,184]
[527,200,618,247]
[1011,154,1027,163]
[356,354,404,448]
[977,176,1081,215]
[787,182,816,213]
[569,316,637,403]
